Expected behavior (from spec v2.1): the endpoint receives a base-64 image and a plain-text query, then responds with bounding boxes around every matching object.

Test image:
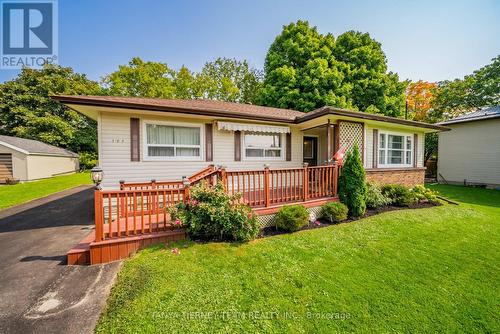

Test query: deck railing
[94,163,339,241]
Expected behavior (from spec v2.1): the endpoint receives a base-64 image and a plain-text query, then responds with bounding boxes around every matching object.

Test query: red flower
[314,220,321,226]
[174,219,182,225]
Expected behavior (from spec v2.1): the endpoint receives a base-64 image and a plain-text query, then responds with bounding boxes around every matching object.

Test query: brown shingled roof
[52,95,448,131]
[52,95,303,123]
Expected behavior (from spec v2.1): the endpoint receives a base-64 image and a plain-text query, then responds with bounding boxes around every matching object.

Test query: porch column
[326,120,333,163]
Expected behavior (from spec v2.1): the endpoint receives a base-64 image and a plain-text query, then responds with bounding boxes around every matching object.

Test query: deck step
[67,229,187,265]
[67,231,94,265]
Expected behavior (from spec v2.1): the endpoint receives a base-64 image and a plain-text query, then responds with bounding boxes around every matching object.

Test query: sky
[0,0,499,83]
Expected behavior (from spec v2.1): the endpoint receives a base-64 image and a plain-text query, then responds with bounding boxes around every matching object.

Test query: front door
[303,136,318,166]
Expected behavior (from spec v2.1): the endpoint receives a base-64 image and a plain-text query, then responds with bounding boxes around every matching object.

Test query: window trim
[142,120,204,161]
[242,131,285,161]
[378,130,413,168]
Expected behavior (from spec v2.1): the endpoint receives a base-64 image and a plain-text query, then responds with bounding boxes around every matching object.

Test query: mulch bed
[259,201,441,238]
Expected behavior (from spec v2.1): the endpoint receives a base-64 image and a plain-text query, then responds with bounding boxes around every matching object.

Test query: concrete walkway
[0,186,120,334]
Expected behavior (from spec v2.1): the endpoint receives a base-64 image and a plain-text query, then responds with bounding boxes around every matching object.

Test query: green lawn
[96,185,500,333]
[0,172,92,210]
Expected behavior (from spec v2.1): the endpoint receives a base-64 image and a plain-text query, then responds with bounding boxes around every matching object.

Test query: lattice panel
[339,121,363,154]
[257,206,324,228]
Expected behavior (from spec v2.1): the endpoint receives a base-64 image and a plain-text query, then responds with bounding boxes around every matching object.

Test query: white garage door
[0,154,13,182]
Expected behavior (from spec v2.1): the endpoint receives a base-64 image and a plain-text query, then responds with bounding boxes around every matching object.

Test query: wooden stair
[67,228,187,265]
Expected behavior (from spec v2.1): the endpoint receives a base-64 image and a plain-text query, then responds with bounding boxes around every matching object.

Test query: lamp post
[90,166,103,190]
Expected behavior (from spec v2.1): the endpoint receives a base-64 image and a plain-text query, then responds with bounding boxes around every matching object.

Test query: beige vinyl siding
[99,111,304,189]
[364,124,424,168]
[438,119,500,186]
[25,155,78,180]
[302,127,327,164]
[0,145,27,181]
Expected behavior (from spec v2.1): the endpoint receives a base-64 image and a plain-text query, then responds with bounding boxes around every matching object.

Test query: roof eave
[297,106,450,131]
[438,114,500,125]
[51,95,297,124]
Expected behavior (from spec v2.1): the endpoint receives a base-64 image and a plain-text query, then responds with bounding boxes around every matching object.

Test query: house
[437,106,500,188]
[52,95,447,264]
[53,95,447,188]
[0,135,79,183]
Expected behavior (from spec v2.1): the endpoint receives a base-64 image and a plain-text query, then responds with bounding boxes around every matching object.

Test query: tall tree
[172,66,203,100]
[260,20,352,112]
[103,57,262,103]
[406,81,437,121]
[333,31,406,117]
[468,55,500,107]
[429,77,476,122]
[429,55,499,122]
[0,64,102,153]
[198,57,263,103]
[102,57,176,98]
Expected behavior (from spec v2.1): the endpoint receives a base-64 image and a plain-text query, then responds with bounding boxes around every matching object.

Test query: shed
[0,135,79,182]
[437,106,500,188]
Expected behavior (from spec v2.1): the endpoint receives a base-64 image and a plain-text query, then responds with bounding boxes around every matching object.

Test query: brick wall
[365,168,425,187]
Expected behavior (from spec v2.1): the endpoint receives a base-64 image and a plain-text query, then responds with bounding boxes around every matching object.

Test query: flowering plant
[169,181,259,242]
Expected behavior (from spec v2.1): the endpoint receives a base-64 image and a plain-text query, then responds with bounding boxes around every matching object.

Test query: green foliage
[260,21,406,116]
[381,184,418,207]
[275,204,309,232]
[0,64,101,153]
[103,57,262,104]
[365,182,390,209]
[260,20,352,111]
[333,31,407,117]
[411,185,438,203]
[198,57,263,103]
[424,132,438,163]
[78,152,98,170]
[102,57,176,98]
[338,145,366,216]
[170,182,259,242]
[320,202,348,223]
[469,55,500,107]
[429,56,500,122]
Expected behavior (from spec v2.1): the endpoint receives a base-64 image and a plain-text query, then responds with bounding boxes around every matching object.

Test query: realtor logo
[1,0,58,69]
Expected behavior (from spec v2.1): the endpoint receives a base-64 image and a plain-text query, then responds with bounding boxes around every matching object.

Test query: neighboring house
[0,135,79,183]
[54,95,446,189]
[53,95,448,265]
[437,106,500,188]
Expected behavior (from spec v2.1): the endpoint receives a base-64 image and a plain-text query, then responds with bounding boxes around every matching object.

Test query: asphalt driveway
[0,186,120,334]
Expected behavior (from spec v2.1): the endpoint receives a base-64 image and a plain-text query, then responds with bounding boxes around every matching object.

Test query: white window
[378,131,413,167]
[144,122,202,161]
[243,132,283,160]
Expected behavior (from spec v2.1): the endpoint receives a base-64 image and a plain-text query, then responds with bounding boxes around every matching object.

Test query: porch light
[90,166,104,189]
[182,176,190,187]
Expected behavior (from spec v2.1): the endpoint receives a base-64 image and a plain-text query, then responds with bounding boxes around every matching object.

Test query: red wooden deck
[67,164,340,265]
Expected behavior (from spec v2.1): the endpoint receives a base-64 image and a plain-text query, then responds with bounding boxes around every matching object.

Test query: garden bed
[259,201,441,238]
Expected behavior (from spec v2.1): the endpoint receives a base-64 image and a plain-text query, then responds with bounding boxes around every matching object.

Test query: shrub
[338,145,366,216]
[365,182,390,209]
[411,185,438,203]
[5,177,20,185]
[320,202,348,223]
[275,205,309,232]
[79,152,98,170]
[169,181,259,242]
[381,184,418,207]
